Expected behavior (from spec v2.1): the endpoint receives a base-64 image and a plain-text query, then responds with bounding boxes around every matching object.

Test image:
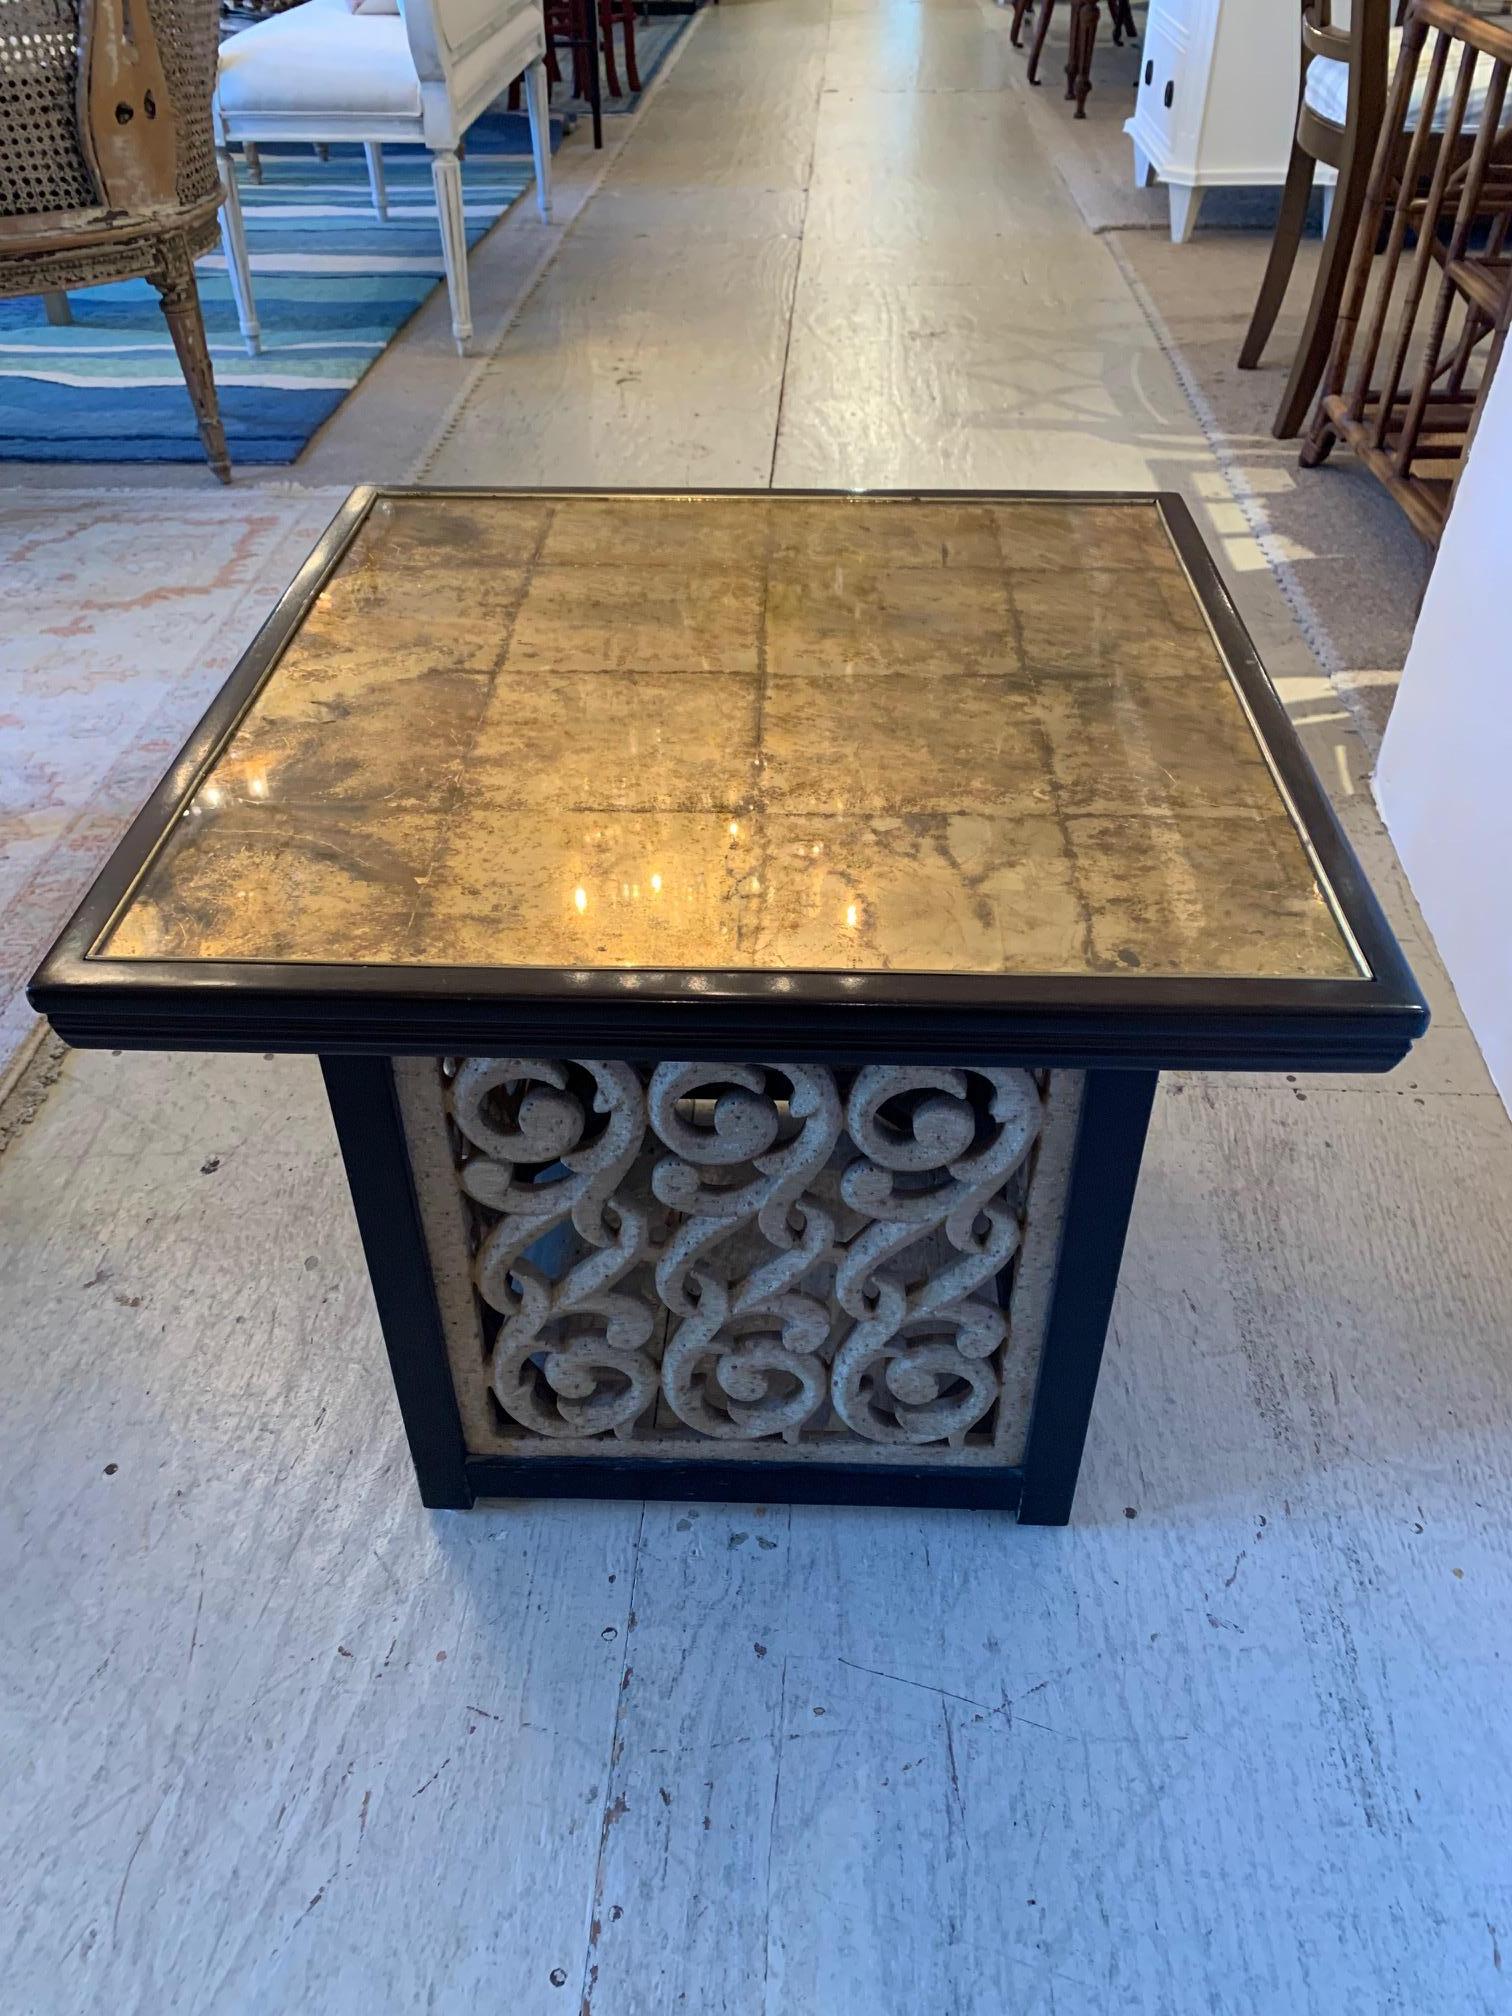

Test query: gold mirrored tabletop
[94,492,1363,982]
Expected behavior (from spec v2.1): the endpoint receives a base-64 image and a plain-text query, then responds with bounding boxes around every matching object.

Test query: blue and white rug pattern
[0,112,554,466]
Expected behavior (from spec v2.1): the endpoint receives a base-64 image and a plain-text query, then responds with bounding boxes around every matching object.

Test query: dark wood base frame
[322,1055,1157,1527]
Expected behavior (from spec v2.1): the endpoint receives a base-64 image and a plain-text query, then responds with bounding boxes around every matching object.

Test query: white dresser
[1124,0,1329,242]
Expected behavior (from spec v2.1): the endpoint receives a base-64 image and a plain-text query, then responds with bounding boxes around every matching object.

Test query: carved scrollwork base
[394,1056,1084,1469]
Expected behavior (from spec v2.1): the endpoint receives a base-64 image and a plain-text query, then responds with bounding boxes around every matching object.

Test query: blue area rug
[0,110,557,467]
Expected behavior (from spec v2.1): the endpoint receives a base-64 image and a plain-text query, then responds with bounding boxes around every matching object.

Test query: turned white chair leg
[430,146,472,354]
[525,55,552,222]
[217,146,261,356]
[365,142,388,220]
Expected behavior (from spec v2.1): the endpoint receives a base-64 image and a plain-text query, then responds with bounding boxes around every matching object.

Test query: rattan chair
[0,0,231,479]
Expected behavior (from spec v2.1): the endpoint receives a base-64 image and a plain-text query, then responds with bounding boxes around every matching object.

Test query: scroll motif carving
[441,1058,1054,1454]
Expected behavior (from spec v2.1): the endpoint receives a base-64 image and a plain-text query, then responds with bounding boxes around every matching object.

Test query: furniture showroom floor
[3,1,1510,2011]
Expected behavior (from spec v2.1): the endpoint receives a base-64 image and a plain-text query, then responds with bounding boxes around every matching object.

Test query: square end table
[31,488,1426,1522]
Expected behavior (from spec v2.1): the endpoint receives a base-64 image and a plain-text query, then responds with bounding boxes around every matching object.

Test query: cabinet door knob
[1145,58,1153,85]
[1163,79,1174,108]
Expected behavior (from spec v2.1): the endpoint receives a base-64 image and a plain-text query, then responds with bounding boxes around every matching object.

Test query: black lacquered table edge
[30,485,1427,1072]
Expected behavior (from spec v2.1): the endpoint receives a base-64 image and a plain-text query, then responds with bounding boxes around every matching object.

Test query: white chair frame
[213,0,552,356]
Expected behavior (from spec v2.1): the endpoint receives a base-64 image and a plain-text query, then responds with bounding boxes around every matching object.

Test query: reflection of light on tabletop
[650,872,662,894]
[728,820,740,837]
[202,785,223,809]
[248,773,268,800]
[573,886,588,914]
[845,903,859,930]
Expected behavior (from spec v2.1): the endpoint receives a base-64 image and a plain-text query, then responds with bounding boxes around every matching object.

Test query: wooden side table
[31,489,1425,1523]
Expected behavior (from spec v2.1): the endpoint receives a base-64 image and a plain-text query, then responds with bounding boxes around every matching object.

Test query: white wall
[1375,360,1512,1112]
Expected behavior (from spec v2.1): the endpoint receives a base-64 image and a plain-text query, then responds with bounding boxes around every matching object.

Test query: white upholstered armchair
[213,0,551,355]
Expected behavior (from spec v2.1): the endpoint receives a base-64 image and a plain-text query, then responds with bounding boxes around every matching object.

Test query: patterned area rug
[0,489,347,1093]
[0,112,556,468]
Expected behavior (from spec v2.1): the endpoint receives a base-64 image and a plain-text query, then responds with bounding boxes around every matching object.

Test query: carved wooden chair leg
[599,0,622,98]
[619,0,641,93]
[151,235,230,484]
[1239,138,1317,370]
[1027,0,1057,84]
[1111,0,1136,47]
[1068,0,1100,115]
[1010,0,1035,49]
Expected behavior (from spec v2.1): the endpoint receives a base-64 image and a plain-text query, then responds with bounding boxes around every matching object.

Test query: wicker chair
[0,0,231,479]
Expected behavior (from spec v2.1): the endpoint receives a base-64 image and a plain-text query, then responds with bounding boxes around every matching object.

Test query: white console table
[1125,0,1331,242]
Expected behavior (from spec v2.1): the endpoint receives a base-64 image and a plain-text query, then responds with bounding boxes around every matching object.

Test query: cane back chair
[0,0,230,478]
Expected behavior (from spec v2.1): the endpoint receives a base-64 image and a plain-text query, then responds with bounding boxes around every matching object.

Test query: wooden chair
[1011,0,1139,119]
[1301,0,1512,543]
[1239,0,1416,439]
[0,0,231,479]
[213,0,553,357]
[546,0,640,101]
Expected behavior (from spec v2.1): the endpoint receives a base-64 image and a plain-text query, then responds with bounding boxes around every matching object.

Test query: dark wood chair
[551,0,641,99]
[1011,0,1139,119]
[1239,0,1406,440]
[0,0,230,479]
[1301,0,1512,543]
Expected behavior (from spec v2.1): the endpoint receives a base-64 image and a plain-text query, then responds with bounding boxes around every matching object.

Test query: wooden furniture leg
[43,291,73,324]
[600,0,622,97]
[365,142,388,220]
[1272,139,1372,437]
[1068,0,1100,116]
[217,146,261,356]
[1010,0,1035,48]
[151,234,230,484]
[1239,137,1318,370]
[1027,0,1057,83]
[618,0,641,93]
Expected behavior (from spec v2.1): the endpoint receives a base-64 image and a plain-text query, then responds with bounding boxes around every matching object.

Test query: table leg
[322,1055,473,1508]
[1017,1069,1157,1524]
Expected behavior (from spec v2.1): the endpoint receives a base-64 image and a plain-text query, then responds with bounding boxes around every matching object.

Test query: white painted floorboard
[3,0,1511,2011]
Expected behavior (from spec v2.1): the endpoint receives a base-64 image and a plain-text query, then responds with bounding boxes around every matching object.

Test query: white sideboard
[1125,0,1330,242]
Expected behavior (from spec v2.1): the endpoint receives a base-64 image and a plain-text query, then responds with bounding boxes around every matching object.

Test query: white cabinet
[1124,0,1326,243]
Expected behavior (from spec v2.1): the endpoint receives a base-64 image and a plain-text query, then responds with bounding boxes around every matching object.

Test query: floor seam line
[765,0,830,490]
[575,1498,648,2016]
[406,10,711,485]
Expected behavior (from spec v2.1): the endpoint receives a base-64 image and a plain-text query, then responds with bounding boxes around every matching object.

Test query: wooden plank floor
[3,0,1511,2011]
